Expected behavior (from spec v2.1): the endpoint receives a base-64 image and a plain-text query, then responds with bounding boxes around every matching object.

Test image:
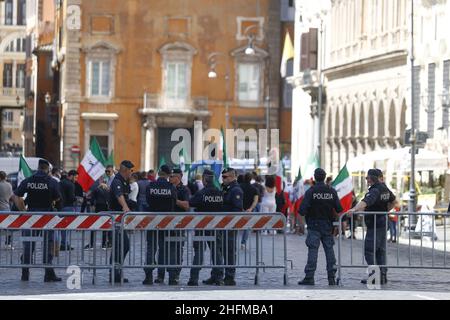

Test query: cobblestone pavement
[0,231,450,299]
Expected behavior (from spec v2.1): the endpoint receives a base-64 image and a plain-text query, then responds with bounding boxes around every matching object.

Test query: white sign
[67,5,81,30]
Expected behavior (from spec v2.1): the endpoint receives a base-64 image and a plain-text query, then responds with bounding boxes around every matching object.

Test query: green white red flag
[332,165,354,213]
[293,167,305,216]
[77,138,106,192]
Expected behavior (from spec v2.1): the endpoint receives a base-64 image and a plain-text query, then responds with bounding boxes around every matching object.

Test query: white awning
[81,112,119,121]
[347,147,448,173]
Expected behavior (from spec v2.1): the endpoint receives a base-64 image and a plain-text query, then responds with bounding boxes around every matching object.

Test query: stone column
[142,116,156,171]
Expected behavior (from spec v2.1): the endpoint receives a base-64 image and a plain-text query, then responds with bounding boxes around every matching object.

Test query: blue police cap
[172,168,183,175]
[120,160,135,169]
[38,159,50,167]
[203,169,214,177]
[159,164,172,175]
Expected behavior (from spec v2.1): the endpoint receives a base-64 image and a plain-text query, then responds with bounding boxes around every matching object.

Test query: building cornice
[323,50,408,80]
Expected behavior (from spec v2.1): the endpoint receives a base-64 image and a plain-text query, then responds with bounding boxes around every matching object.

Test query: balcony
[2,87,25,97]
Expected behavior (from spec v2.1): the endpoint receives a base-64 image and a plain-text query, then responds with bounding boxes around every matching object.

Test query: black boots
[44,269,62,282]
[21,268,29,281]
[298,277,315,285]
[142,273,153,285]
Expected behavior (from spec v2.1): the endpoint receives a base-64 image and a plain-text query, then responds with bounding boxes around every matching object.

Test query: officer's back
[364,177,395,229]
[146,166,177,212]
[300,181,342,223]
[190,172,223,213]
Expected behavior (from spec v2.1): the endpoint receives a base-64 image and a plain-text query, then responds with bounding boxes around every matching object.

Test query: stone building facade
[0,0,26,155]
[54,0,283,170]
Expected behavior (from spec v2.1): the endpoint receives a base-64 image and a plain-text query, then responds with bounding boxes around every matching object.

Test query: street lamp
[409,0,416,213]
[243,25,264,56]
[207,52,230,130]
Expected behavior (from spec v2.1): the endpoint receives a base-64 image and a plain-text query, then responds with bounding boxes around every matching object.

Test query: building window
[283,59,294,108]
[165,62,188,101]
[89,60,111,97]
[83,41,120,102]
[16,64,25,89]
[3,64,13,88]
[159,42,197,108]
[17,0,26,25]
[238,63,261,102]
[3,111,14,123]
[5,0,13,25]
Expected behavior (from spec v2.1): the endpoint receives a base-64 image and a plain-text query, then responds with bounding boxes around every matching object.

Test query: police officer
[188,169,224,286]
[143,165,178,285]
[219,167,243,286]
[109,160,134,283]
[169,168,190,281]
[12,159,62,282]
[349,169,396,285]
[298,168,343,286]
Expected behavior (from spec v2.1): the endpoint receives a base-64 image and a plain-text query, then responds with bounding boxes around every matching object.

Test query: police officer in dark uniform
[219,167,243,286]
[298,168,343,286]
[188,169,224,286]
[12,159,62,282]
[109,160,134,283]
[349,169,396,285]
[143,165,178,285]
[169,168,190,281]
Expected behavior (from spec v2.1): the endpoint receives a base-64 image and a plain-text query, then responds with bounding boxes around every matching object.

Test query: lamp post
[409,0,416,213]
[207,52,230,131]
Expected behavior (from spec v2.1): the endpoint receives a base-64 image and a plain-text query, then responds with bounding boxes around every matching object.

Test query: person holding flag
[298,168,342,286]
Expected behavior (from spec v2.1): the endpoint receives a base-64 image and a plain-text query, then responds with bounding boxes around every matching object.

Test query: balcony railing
[2,87,25,97]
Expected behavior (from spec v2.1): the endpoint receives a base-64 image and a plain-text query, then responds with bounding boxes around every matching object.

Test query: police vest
[25,174,54,210]
[307,184,338,221]
[197,188,224,212]
[147,181,175,212]
[366,183,392,212]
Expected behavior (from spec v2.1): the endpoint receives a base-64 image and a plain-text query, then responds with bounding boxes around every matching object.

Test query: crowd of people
[0,159,402,287]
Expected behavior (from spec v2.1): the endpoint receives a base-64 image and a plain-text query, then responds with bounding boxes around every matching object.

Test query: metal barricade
[0,212,115,284]
[115,212,288,285]
[337,211,450,285]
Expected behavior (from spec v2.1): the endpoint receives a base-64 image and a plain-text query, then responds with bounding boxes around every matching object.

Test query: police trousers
[21,230,54,267]
[364,227,387,276]
[144,230,183,280]
[221,230,237,280]
[304,220,337,278]
[190,230,224,281]
[110,227,130,277]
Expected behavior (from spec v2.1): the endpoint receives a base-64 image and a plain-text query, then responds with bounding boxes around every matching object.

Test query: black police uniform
[361,181,395,279]
[221,179,243,283]
[171,180,190,280]
[14,170,62,281]
[144,177,178,283]
[298,180,342,283]
[109,173,131,281]
[188,183,224,285]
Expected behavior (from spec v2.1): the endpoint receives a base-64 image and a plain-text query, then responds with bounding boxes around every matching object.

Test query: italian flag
[77,138,106,192]
[331,165,354,213]
[17,154,33,187]
[293,167,305,216]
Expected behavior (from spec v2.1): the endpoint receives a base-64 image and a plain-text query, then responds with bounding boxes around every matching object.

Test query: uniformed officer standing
[298,168,343,286]
[349,169,396,285]
[12,159,62,282]
[143,165,178,285]
[169,168,190,281]
[220,168,243,286]
[109,160,134,283]
[188,169,224,286]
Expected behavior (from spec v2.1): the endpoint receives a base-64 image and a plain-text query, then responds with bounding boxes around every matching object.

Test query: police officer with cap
[188,169,224,286]
[169,168,190,281]
[219,167,243,286]
[143,164,178,285]
[298,168,343,286]
[349,169,395,285]
[109,160,134,283]
[12,159,62,282]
